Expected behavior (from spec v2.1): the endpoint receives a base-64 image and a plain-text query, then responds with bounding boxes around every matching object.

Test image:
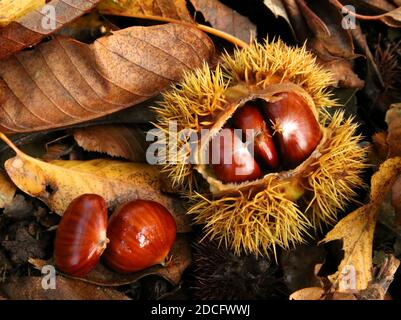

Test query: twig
[99,11,249,49]
[329,0,385,21]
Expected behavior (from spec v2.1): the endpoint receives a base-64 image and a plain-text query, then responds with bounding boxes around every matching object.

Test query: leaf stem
[99,10,249,49]
[0,132,21,155]
[329,0,385,21]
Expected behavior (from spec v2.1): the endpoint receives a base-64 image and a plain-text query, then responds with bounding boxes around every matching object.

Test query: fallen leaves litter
[0,132,191,232]
[0,0,101,60]
[0,23,214,133]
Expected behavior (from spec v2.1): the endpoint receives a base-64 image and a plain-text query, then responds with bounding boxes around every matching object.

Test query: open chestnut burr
[156,40,367,255]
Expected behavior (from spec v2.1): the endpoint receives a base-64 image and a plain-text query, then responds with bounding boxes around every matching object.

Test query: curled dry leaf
[30,235,191,287]
[73,125,148,162]
[0,133,191,232]
[0,276,129,300]
[188,0,256,43]
[0,170,16,208]
[0,23,214,133]
[98,0,193,22]
[0,0,101,60]
[263,0,293,30]
[320,157,401,292]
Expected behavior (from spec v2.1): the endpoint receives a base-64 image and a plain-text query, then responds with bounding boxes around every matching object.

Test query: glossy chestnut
[210,128,263,183]
[233,102,279,169]
[263,92,321,169]
[103,200,176,273]
[54,194,108,276]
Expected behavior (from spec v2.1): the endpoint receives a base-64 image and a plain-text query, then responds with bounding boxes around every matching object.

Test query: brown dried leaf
[385,103,401,157]
[30,235,191,286]
[0,170,16,208]
[1,133,191,232]
[321,157,401,291]
[318,58,365,88]
[381,6,401,27]
[0,0,101,60]
[189,0,256,43]
[73,125,148,162]
[98,0,193,22]
[0,23,214,133]
[289,287,325,300]
[0,276,129,300]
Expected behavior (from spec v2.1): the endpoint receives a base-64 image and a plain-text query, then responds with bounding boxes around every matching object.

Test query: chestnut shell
[54,194,108,276]
[104,200,177,273]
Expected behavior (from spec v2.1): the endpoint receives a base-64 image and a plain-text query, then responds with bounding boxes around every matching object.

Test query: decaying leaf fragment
[0,276,129,300]
[0,170,16,208]
[73,125,148,162]
[386,103,401,158]
[0,133,191,232]
[319,157,401,292]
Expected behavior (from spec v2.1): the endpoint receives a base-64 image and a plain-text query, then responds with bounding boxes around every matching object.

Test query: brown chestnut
[103,200,176,273]
[54,194,108,276]
[263,92,321,169]
[210,128,263,183]
[233,102,279,169]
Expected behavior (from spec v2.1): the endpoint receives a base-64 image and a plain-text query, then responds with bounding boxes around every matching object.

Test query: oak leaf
[0,23,214,133]
[0,0,44,27]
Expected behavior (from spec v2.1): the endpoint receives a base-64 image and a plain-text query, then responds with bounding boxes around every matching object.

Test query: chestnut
[54,194,108,276]
[263,92,321,169]
[103,200,176,273]
[233,102,279,169]
[210,128,263,183]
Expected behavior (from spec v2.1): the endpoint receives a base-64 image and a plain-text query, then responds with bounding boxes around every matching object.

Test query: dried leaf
[189,0,256,43]
[98,0,193,22]
[0,23,214,133]
[391,175,401,225]
[319,58,365,89]
[0,0,44,27]
[385,103,401,157]
[0,0,101,60]
[0,170,16,208]
[381,6,401,27]
[73,125,148,162]
[289,287,325,300]
[1,133,191,232]
[321,157,401,291]
[0,276,129,300]
[30,235,191,286]
[263,0,292,25]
